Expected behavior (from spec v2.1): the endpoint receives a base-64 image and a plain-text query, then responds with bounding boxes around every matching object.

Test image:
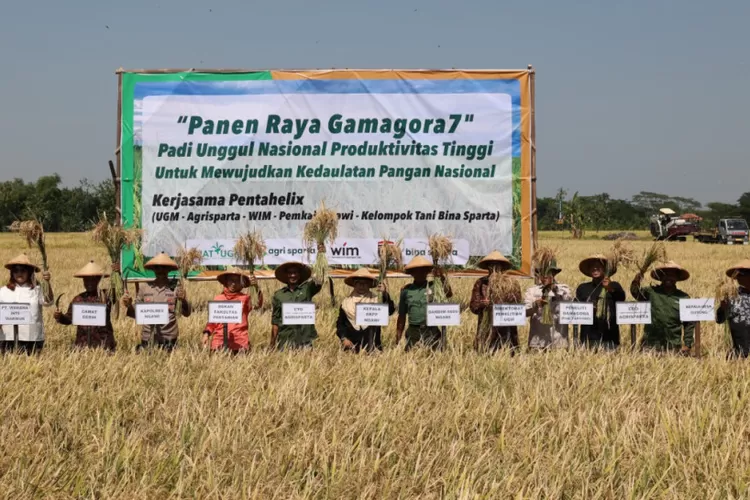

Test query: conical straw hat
[477,251,512,271]
[726,259,750,278]
[217,269,251,288]
[4,253,40,273]
[579,254,611,277]
[403,256,433,275]
[274,261,312,284]
[344,267,378,287]
[651,261,690,282]
[144,252,179,270]
[74,260,108,278]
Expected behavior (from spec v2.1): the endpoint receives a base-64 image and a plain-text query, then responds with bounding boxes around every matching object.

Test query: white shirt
[524,283,573,349]
[0,284,51,342]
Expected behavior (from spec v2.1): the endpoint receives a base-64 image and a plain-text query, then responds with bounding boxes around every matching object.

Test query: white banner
[559,302,594,326]
[72,303,107,327]
[615,302,652,325]
[208,301,244,324]
[0,303,32,325]
[282,303,316,325]
[679,299,714,322]
[140,90,513,258]
[426,304,461,326]
[135,303,170,325]
[355,303,390,326]
[492,304,526,326]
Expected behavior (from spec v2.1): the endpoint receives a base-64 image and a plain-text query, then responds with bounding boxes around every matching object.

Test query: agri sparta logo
[202,242,235,260]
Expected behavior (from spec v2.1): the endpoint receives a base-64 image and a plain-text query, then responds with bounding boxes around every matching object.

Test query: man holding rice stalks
[576,255,627,350]
[470,251,521,354]
[524,249,573,350]
[123,252,191,352]
[270,261,322,350]
[630,261,694,354]
[717,260,750,358]
[54,260,116,351]
[395,256,453,351]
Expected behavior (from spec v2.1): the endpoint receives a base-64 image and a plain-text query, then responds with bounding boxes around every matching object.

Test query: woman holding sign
[717,260,750,358]
[630,261,694,354]
[336,268,394,353]
[470,251,521,353]
[270,261,322,350]
[576,255,626,350]
[122,252,191,352]
[202,270,261,353]
[53,260,116,351]
[0,253,53,354]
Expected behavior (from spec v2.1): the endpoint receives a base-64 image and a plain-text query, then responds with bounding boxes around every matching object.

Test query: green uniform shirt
[272,280,323,347]
[631,284,695,349]
[398,281,436,327]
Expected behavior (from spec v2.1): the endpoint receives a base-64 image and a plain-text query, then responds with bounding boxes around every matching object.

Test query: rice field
[1,232,749,498]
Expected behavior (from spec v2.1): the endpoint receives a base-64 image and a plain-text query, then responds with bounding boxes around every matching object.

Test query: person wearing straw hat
[202,269,261,353]
[576,255,626,350]
[395,255,453,351]
[0,253,53,354]
[270,261,322,350]
[336,268,394,353]
[123,252,191,352]
[717,260,750,358]
[470,251,520,353]
[54,260,116,351]
[630,261,694,353]
[524,257,573,350]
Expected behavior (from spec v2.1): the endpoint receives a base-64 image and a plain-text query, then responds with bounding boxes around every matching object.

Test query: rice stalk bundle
[90,213,141,318]
[303,201,339,286]
[598,239,637,319]
[175,247,203,318]
[478,272,522,349]
[377,237,403,283]
[532,246,557,324]
[637,242,668,276]
[234,230,267,304]
[428,234,453,304]
[9,219,50,297]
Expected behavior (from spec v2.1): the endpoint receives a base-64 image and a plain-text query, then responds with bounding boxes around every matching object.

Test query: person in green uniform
[395,255,452,351]
[270,261,322,350]
[630,261,694,354]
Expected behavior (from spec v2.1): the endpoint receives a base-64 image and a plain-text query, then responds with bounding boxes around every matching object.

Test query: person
[395,256,453,351]
[469,251,520,353]
[630,261,694,354]
[270,261,322,350]
[54,260,116,351]
[202,269,261,354]
[717,259,750,358]
[576,254,626,350]
[122,252,191,352]
[336,268,394,353]
[524,258,573,350]
[0,253,53,354]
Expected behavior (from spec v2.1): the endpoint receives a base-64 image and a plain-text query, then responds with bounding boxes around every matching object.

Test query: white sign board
[282,303,316,325]
[208,300,244,324]
[0,303,32,325]
[135,303,170,325]
[355,303,390,327]
[558,302,594,325]
[492,304,526,326]
[72,303,107,327]
[426,304,461,327]
[616,302,652,325]
[679,298,714,322]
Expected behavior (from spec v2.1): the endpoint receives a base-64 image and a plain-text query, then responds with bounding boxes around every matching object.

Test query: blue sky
[1,0,748,204]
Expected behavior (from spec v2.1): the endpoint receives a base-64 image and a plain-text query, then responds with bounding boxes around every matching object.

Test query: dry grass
[2,233,750,497]
[638,241,669,275]
[428,233,453,303]
[605,239,637,277]
[377,237,403,283]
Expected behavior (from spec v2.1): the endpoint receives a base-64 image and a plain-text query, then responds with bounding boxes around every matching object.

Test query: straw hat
[651,261,690,282]
[4,253,40,273]
[217,269,251,288]
[274,261,312,284]
[74,260,108,278]
[144,252,179,270]
[726,259,750,278]
[477,251,512,271]
[344,268,378,287]
[579,254,611,277]
[403,255,433,275]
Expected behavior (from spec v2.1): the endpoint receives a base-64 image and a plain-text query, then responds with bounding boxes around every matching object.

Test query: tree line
[0,175,749,234]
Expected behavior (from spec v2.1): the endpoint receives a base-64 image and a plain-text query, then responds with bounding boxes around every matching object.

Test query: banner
[119,70,535,276]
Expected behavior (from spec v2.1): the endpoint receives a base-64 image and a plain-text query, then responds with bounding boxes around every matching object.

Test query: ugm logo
[203,242,234,259]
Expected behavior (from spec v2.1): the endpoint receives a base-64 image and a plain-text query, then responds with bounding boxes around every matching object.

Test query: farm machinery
[649,208,701,241]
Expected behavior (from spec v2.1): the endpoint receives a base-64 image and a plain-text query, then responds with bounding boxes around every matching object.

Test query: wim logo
[329,241,360,258]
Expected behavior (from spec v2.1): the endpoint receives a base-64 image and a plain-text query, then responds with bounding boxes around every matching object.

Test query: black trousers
[0,341,44,355]
[136,339,177,353]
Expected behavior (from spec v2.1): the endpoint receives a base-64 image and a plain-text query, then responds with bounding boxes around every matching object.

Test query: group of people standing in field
[1,250,749,358]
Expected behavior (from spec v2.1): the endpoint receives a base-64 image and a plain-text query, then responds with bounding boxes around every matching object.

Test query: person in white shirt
[0,253,53,354]
[524,258,573,350]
